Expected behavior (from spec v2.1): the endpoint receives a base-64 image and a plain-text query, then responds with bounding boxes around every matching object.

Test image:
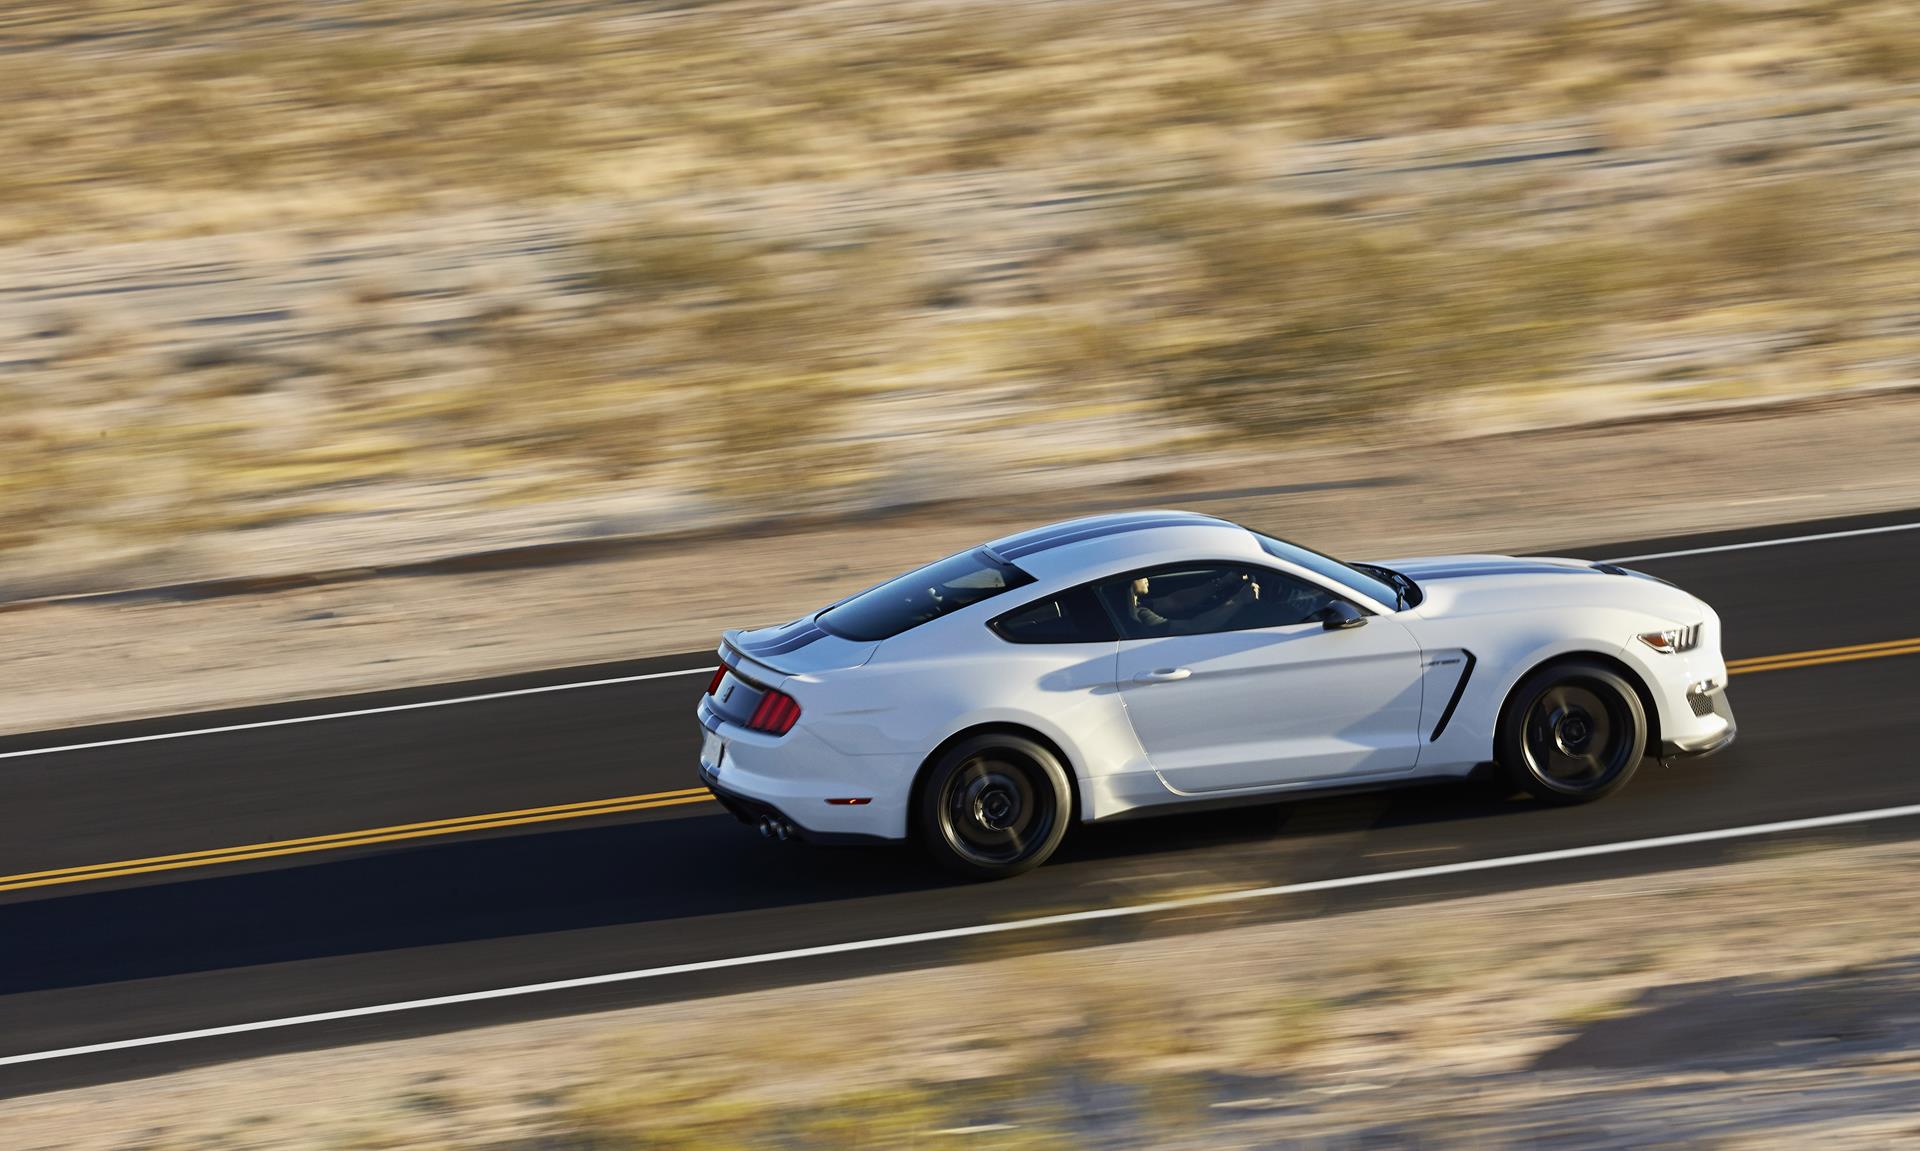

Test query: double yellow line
[1727,635,1920,676]
[0,787,712,895]
[4,634,1919,898]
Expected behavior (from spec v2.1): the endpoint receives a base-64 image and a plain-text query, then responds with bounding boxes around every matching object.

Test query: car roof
[984,511,1266,583]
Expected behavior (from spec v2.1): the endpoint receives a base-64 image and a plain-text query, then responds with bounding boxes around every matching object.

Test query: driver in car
[1127,571,1259,636]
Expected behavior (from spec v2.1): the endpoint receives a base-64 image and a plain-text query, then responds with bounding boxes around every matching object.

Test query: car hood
[1384,554,1700,621]
[722,617,878,677]
[1387,554,1620,582]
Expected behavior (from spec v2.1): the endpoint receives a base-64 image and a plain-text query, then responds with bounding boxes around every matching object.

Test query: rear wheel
[917,734,1071,880]
[1498,661,1646,804]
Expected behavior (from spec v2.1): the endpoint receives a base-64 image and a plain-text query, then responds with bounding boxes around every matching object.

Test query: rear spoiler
[718,633,788,686]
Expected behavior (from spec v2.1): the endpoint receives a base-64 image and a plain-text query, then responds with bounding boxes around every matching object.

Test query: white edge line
[6,801,1920,1069]
[0,667,715,761]
[1603,520,1920,563]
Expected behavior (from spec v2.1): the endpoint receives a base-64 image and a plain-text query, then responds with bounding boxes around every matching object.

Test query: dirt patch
[1536,962,1918,1072]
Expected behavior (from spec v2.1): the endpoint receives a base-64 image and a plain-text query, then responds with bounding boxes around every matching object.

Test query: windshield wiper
[1354,563,1414,610]
[1389,569,1419,610]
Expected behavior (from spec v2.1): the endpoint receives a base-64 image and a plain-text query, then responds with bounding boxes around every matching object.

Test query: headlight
[1637,624,1701,654]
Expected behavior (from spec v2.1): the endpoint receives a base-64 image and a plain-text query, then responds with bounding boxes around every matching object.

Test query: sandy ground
[7,835,1919,1149]
[4,393,1918,736]
[8,0,1920,613]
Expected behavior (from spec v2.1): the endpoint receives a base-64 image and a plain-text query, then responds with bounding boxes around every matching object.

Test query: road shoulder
[6,394,1920,735]
[6,834,1916,1148]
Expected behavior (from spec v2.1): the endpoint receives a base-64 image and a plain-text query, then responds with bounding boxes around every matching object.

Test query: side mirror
[1318,601,1367,630]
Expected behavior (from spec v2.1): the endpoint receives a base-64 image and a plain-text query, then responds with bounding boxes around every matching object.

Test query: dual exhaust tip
[757,816,795,842]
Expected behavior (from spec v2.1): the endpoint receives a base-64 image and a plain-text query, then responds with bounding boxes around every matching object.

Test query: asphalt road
[4,508,1920,1097]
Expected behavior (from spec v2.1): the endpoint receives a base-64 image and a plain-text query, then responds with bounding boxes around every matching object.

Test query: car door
[1102,562,1427,793]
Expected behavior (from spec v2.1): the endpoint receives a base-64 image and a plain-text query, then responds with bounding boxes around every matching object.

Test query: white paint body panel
[694,515,1734,841]
[1116,614,1427,792]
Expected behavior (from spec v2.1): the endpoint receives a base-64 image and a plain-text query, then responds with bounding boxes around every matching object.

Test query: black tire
[1497,660,1647,804]
[916,733,1072,880]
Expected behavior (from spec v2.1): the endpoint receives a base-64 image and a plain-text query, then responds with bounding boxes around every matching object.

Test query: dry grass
[3,0,1920,584]
[9,0,1917,227]
[1109,188,1644,432]
[2,0,1917,238]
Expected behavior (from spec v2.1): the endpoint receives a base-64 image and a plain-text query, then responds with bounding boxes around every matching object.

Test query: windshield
[817,549,1035,642]
[1254,534,1404,608]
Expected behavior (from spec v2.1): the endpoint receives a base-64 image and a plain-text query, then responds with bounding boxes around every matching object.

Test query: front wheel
[916,734,1071,880]
[1497,661,1647,804]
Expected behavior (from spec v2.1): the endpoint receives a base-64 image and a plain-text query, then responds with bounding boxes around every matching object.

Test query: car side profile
[695,511,1735,879]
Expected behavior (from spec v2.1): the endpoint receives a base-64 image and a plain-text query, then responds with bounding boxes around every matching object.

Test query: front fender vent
[1430,650,1478,741]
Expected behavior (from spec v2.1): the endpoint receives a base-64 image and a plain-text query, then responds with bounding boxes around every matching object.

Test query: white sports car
[696,512,1735,878]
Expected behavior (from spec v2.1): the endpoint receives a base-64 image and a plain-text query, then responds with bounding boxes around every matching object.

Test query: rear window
[817,549,1035,642]
[990,586,1119,644]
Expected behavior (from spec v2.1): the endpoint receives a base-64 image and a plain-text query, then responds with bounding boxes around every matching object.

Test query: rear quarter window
[989,586,1119,644]
[817,549,1035,642]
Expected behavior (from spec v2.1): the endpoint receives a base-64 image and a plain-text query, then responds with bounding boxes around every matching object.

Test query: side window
[1094,564,1343,639]
[990,586,1119,644]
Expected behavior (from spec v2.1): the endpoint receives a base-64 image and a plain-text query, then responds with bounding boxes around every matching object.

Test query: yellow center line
[6,633,1920,897]
[0,789,714,894]
[1729,636,1920,674]
[1,785,712,884]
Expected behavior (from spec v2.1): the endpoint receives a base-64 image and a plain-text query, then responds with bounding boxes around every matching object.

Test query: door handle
[1132,667,1192,684]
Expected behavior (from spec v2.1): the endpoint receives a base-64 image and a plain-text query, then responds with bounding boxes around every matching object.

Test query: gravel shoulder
[5,394,1919,736]
[7,834,1919,1149]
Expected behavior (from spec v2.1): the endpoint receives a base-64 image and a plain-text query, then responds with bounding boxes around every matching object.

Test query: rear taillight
[705,666,728,695]
[746,688,802,735]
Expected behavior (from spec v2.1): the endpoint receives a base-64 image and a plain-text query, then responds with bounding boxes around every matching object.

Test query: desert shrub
[1683,178,1851,303]
[1118,191,1630,433]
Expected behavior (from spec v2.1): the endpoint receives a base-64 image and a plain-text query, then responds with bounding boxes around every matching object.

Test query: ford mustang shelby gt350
[696,511,1734,878]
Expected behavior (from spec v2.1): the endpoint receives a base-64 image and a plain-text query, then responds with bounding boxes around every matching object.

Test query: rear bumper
[694,703,915,842]
[698,764,893,846]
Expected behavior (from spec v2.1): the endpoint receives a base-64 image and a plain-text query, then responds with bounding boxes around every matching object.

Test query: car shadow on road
[0,778,1551,997]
